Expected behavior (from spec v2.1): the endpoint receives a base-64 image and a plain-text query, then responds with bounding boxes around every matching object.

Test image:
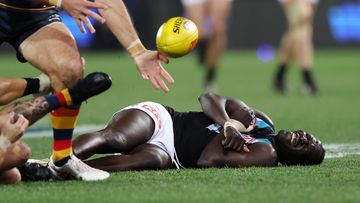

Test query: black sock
[276,64,287,82]
[22,78,40,96]
[197,38,208,64]
[54,156,71,167]
[206,68,217,84]
[302,69,316,86]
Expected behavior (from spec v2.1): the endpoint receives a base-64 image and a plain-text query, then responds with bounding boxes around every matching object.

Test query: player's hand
[222,123,250,152]
[132,50,174,93]
[1,112,29,143]
[61,0,108,34]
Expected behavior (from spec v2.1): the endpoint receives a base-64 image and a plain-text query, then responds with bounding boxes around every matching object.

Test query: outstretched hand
[61,0,108,34]
[1,112,29,143]
[133,50,174,93]
[223,123,250,152]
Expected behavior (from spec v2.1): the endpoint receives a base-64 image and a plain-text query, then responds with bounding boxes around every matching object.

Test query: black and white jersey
[163,105,220,168]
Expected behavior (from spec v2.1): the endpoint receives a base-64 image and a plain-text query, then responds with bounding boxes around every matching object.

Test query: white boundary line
[324,143,360,158]
[23,125,360,159]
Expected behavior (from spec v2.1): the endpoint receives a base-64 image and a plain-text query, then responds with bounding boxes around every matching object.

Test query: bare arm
[95,0,174,92]
[95,0,138,47]
[197,134,278,168]
[198,93,255,129]
[199,93,258,152]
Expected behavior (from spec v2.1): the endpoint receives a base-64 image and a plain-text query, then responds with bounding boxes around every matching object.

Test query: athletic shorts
[181,0,233,6]
[0,7,61,62]
[278,0,319,5]
[119,102,179,168]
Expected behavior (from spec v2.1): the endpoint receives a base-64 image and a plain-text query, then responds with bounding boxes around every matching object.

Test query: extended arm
[96,0,174,92]
[197,134,278,168]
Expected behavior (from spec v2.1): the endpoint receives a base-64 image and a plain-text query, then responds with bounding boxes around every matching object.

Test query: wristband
[0,136,11,152]
[126,39,146,57]
[224,119,254,133]
[49,0,62,8]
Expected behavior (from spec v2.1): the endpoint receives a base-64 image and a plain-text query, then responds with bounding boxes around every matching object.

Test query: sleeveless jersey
[163,105,276,168]
[163,105,219,168]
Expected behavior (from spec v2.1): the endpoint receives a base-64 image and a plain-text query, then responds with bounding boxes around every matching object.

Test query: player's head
[275,130,325,165]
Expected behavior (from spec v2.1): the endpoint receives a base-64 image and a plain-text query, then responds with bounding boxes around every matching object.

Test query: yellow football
[156,17,199,58]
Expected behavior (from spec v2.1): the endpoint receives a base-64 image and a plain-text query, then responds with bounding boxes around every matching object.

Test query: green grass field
[0,49,359,203]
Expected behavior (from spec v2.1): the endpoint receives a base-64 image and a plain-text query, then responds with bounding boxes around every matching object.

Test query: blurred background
[0,0,359,147]
[1,0,359,52]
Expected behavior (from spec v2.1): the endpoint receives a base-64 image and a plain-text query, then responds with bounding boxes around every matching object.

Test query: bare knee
[0,168,21,184]
[59,57,84,87]
[147,147,172,169]
[51,57,84,88]
[212,24,227,41]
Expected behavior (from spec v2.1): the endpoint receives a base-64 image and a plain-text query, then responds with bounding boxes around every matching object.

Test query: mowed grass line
[0,49,359,202]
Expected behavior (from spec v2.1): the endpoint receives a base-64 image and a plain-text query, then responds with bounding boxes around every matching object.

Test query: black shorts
[0,7,62,62]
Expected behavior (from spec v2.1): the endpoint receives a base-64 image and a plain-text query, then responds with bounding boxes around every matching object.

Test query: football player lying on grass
[67,92,325,171]
[0,72,112,184]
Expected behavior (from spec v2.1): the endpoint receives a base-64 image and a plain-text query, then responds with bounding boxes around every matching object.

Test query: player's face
[276,130,325,165]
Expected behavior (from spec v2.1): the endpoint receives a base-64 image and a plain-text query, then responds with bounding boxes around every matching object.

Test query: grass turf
[0,49,359,202]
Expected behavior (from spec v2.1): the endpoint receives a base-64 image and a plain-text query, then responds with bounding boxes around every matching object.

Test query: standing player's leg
[292,1,318,94]
[19,22,86,172]
[274,1,297,94]
[181,0,208,64]
[205,0,232,90]
[274,30,295,94]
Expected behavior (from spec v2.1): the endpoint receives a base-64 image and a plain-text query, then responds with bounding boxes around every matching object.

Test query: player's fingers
[85,1,108,10]
[235,139,245,151]
[83,17,96,34]
[243,145,250,153]
[149,76,161,90]
[158,53,170,64]
[7,112,15,123]
[82,8,106,24]
[225,138,237,149]
[222,135,231,146]
[161,68,175,84]
[232,141,241,151]
[141,74,149,80]
[76,19,86,34]
[17,115,29,129]
[155,76,169,93]
[236,143,243,152]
